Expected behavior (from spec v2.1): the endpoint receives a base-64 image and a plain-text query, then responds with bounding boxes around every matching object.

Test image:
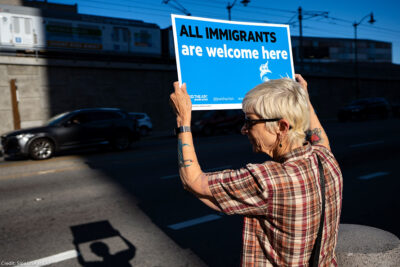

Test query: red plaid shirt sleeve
[207,162,278,216]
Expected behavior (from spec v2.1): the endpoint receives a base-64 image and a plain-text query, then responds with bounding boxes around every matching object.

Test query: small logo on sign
[259,61,272,82]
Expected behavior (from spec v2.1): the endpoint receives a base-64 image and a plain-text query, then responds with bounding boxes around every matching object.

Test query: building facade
[291,36,392,63]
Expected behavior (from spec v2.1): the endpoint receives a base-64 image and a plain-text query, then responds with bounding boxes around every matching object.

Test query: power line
[310,17,398,39]
[242,4,296,14]
[359,24,400,34]
[78,0,171,13]
[49,0,400,41]
[327,15,400,34]
[182,0,296,14]
[78,4,171,19]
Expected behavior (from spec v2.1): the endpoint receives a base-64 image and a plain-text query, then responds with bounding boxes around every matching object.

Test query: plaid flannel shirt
[207,143,343,267]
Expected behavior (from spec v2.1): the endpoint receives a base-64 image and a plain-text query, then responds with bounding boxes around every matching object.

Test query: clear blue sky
[47,0,400,64]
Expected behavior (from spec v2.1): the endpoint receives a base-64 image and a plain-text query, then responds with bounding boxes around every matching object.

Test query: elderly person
[170,74,343,266]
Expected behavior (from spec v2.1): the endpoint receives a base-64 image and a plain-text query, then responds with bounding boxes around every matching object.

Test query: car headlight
[16,133,35,140]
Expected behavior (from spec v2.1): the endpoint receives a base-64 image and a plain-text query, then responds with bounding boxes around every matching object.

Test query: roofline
[0,4,159,29]
[291,35,391,45]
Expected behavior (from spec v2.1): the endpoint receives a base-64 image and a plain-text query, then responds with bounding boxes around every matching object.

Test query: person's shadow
[71,221,136,267]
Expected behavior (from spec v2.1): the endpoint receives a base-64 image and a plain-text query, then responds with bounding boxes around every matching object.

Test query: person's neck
[272,142,301,161]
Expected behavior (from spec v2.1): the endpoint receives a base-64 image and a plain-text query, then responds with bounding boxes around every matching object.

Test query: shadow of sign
[70,220,136,267]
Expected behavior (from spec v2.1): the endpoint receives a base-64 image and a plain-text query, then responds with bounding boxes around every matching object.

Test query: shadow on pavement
[71,220,136,267]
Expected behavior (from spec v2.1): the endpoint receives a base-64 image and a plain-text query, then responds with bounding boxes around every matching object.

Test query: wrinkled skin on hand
[170,82,192,126]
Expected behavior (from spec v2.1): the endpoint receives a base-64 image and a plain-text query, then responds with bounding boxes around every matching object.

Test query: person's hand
[295,74,308,93]
[170,82,192,126]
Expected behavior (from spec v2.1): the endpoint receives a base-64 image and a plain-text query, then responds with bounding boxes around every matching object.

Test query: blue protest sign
[171,15,295,110]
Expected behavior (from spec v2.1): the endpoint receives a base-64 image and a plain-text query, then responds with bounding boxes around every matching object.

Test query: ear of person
[278,119,289,133]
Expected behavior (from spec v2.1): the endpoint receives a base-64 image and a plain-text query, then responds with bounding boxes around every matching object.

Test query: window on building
[24,18,31,34]
[304,47,329,59]
[46,21,74,37]
[12,17,20,34]
[112,27,119,42]
[112,27,129,42]
[122,28,129,42]
[77,24,102,41]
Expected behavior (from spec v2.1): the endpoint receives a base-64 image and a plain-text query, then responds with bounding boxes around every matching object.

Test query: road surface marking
[15,249,78,267]
[350,140,384,148]
[161,165,232,179]
[358,172,389,180]
[168,214,222,230]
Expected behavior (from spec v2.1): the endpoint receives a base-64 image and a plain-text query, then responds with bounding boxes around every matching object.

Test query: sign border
[171,14,295,110]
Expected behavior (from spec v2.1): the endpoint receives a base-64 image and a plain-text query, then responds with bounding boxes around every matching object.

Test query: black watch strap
[174,126,191,135]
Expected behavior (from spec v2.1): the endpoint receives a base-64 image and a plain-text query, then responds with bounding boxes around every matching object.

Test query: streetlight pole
[353,13,376,97]
[298,7,303,69]
[296,7,328,71]
[227,0,250,21]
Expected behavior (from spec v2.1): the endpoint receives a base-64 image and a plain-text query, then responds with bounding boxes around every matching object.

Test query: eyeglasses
[243,117,292,130]
[244,117,281,129]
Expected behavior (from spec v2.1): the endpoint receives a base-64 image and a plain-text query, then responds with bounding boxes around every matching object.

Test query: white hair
[242,78,310,147]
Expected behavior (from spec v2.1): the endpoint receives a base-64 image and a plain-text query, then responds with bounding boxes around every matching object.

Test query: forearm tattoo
[178,138,193,168]
[306,128,323,145]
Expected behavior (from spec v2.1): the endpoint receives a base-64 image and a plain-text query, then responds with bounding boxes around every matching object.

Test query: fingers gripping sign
[170,82,192,126]
[295,74,308,93]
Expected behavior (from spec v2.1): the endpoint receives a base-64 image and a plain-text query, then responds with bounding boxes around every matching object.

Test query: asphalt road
[0,119,399,267]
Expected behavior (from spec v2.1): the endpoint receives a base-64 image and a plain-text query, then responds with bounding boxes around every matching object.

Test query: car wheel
[29,138,54,160]
[112,132,131,150]
[139,126,149,136]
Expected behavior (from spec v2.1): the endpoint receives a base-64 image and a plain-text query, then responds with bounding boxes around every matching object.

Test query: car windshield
[46,112,70,126]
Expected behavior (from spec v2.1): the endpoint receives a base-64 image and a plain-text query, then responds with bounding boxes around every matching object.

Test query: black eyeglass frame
[243,117,292,130]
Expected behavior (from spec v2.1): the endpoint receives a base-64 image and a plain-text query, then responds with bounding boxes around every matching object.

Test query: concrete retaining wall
[336,224,400,266]
[0,56,178,135]
[1,56,399,135]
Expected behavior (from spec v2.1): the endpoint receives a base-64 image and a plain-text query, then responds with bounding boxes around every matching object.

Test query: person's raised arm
[170,82,221,211]
[295,74,331,151]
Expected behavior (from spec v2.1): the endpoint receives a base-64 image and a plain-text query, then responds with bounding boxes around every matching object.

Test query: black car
[0,108,140,160]
[337,97,391,122]
[392,103,400,118]
[192,110,244,136]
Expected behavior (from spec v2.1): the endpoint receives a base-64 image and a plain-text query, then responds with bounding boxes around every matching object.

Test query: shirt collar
[279,142,313,163]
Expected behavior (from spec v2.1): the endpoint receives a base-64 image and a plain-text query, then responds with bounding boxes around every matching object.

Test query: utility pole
[296,7,328,70]
[227,0,250,21]
[298,7,303,70]
[353,13,375,98]
[354,24,359,97]
[227,0,236,21]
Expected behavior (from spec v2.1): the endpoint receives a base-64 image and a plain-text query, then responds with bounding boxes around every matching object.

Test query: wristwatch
[174,126,191,135]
